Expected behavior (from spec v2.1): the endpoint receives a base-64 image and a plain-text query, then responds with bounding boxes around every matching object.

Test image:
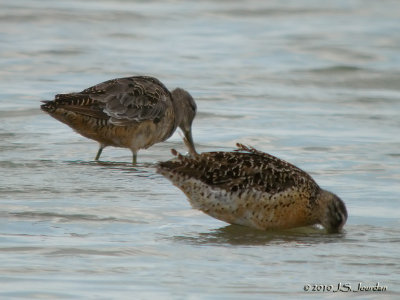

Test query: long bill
[183,129,198,157]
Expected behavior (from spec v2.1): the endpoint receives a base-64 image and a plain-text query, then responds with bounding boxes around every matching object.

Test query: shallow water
[1,0,400,298]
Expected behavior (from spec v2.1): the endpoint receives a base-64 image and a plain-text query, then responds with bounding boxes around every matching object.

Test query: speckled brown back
[158,144,321,203]
[43,76,172,126]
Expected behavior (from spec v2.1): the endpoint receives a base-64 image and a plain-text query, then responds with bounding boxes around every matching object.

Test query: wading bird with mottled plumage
[41,76,197,164]
[157,143,347,233]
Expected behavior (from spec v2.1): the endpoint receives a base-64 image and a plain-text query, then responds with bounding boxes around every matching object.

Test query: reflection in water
[1,0,400,298]
[65,160,158,176]
[173,224,346,246]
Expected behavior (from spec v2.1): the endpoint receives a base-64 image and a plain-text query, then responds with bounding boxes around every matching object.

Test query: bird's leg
[95,145,105,161]
[132,151,138,165]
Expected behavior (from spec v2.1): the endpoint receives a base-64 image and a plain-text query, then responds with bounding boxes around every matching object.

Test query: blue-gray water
[1,0,400,299]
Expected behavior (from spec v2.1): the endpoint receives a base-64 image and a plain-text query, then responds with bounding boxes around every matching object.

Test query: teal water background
[1,1,399,298]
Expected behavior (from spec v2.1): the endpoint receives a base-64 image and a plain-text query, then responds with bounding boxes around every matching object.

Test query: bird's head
[319,190,348,233]
[171,88,197,156]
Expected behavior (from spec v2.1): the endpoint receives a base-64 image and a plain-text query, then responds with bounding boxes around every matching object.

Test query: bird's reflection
[66,160,157,176]
[173,224,346,246]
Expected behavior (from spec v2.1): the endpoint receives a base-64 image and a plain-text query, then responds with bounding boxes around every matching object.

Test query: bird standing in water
[157,143,347,233]
[41,76,197,164]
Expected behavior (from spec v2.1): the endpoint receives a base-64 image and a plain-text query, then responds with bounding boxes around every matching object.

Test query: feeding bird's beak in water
[171,87,198,157]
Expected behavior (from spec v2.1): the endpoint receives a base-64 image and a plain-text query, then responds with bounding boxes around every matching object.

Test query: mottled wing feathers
[81,76,170,96]
[51,93,108,119]
[52,76,171,125]
[158,144,320,196]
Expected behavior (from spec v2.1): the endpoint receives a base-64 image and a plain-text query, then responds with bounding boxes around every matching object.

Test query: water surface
[1,0,400,298]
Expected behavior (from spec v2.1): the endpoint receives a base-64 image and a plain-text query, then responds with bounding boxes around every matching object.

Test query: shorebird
[41,76,197,164]
[157,143,347,233]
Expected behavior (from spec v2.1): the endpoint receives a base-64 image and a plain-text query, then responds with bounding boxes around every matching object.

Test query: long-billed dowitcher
[157,143,347,233]
[41,76,197,164]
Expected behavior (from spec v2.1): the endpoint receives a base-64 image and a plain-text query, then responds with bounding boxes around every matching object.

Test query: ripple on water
[1,0,400,298]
